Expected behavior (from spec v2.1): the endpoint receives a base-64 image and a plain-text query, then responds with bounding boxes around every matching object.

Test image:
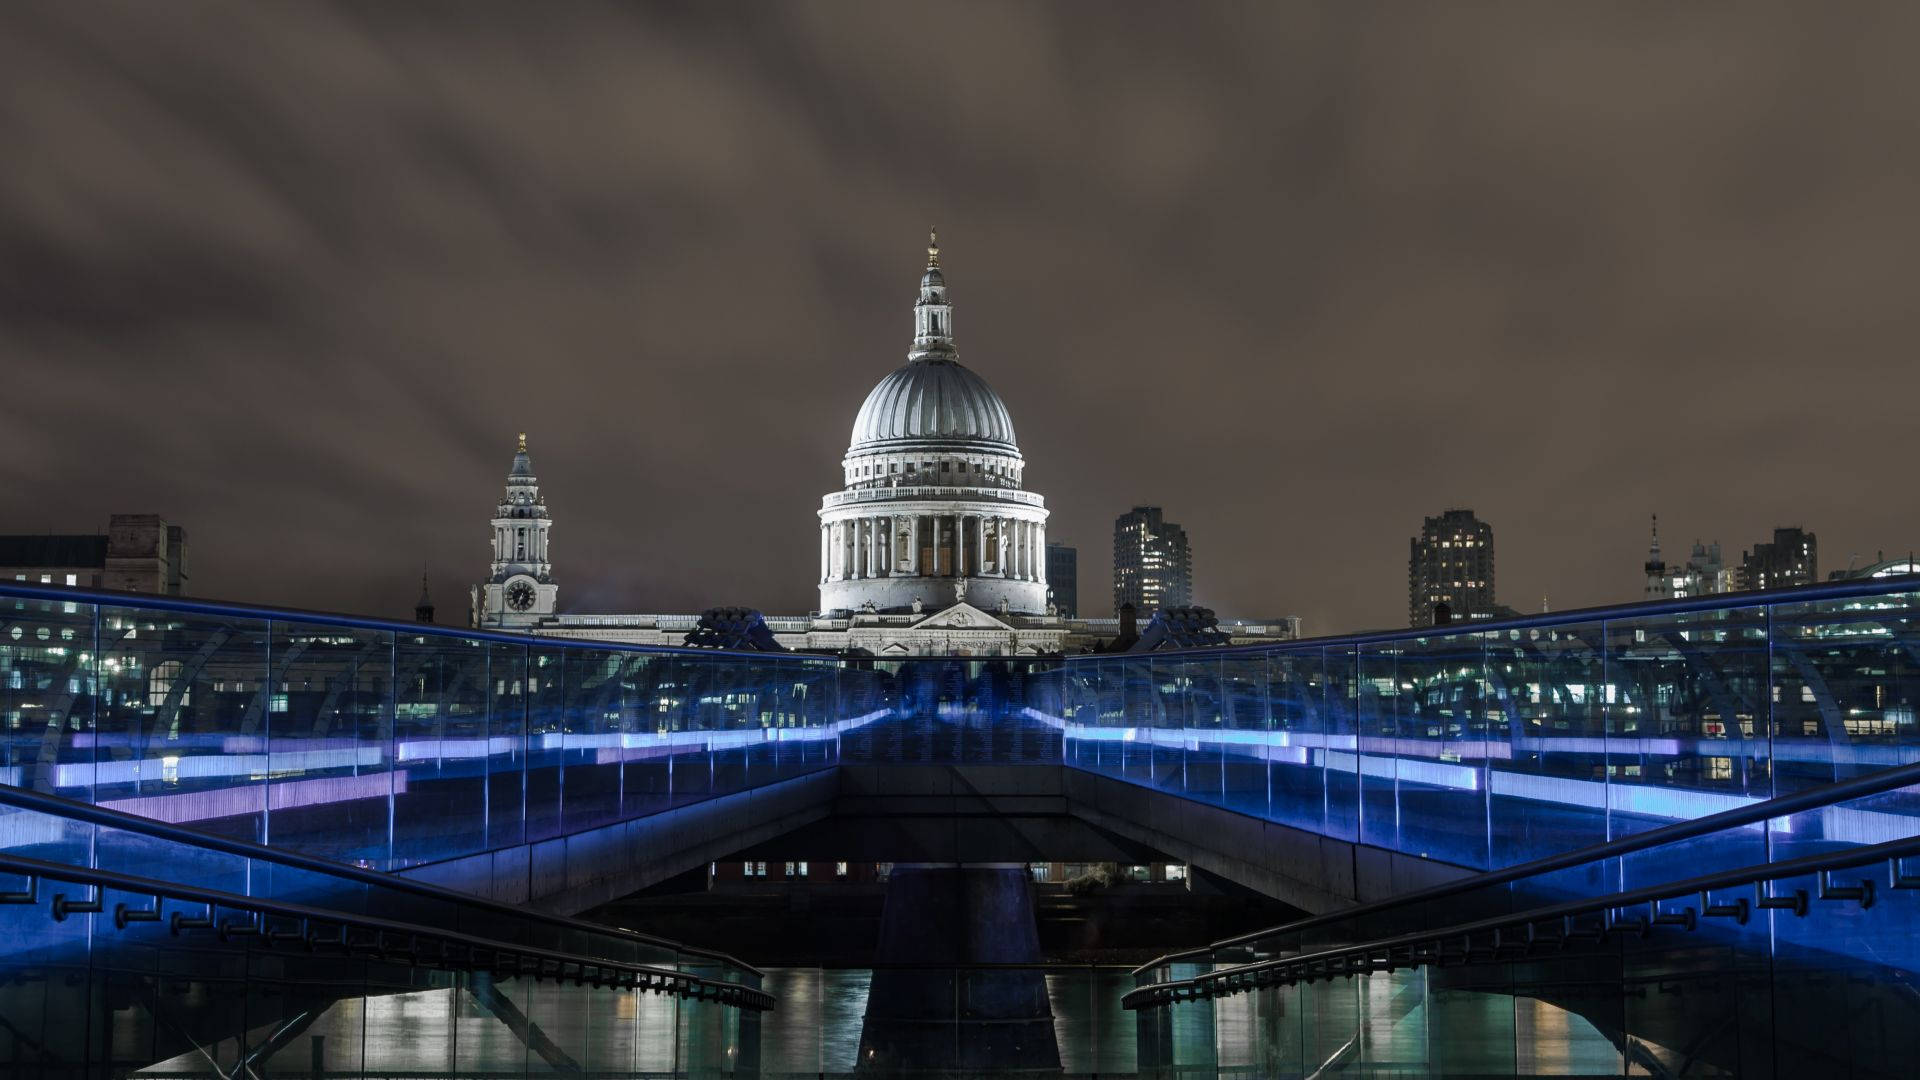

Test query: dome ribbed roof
[850,358,1018,453]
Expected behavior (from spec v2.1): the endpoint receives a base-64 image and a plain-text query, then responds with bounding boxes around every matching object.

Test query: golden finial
[517,432,527,453]
[927,226,939,268]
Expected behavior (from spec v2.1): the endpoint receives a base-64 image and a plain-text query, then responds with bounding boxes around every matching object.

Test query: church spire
[911,228,955,361]
[415,567,435,624]
[1644,513,1668,600]
[510,431,535,479]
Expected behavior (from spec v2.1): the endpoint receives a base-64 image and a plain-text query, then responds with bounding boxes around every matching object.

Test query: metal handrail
[0,851,775,1011]
[1066,572,1920,661]
[1130,759,1920,976]
[0,785,767,980]
[9,570,1918,667]
[1123,832,1920,1010]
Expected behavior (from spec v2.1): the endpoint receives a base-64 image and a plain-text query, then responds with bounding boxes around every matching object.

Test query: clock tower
[471,432,558,627]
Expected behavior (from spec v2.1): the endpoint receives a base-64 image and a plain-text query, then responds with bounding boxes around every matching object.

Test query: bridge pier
[858,863,1061,1076]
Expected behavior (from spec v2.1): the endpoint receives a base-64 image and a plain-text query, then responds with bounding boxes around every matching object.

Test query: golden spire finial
[517,432,527,453]
[927,226,939,268]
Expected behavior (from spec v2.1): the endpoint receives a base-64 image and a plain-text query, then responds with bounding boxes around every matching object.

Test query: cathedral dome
[849,358,1018,454]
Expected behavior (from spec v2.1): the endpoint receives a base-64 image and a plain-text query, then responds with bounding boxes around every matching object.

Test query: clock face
[506,581,537,612]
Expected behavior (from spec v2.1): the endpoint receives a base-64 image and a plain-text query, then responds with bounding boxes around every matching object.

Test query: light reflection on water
[757,967,872,1076]
[756,967,1137,1077]
[126,969,1629,1078]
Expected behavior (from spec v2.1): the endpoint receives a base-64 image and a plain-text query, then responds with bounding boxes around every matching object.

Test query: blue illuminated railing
[9,577,1920,884]
[0,583,850,872]
[1055,577,1920,876]
[0,785,765,1078]
[1118,764,1920,1077]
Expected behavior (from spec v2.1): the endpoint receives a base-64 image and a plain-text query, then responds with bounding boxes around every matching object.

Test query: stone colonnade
[821,513,1046,585]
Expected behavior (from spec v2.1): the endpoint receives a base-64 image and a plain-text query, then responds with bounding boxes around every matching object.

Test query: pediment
[908,602,1012,632]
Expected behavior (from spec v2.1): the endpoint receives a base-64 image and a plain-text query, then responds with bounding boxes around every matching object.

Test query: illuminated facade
[1741,526,1818,590]
[471,236,1090,656]
[1408,508,1494,627]
[1112,507,1191,616]
[0,514,188,595]
[469,434,557,628]
[1645,516,1737,600]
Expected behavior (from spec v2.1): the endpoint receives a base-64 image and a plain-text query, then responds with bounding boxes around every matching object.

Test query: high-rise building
[1740,527,1817,591]
[1408,509,1494,627]
[1113,507,1191,616]
[1644,516,1738,599]
[0,514,188,595]
[1046,543,1078,617]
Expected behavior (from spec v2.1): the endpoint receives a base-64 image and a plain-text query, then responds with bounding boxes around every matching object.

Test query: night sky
[4,3,1918,634]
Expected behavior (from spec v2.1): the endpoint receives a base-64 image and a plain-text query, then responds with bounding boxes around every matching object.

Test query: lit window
[64,574,76,586]
[149,661,184,707]
[835,861,848,877]
[39,575,50,584]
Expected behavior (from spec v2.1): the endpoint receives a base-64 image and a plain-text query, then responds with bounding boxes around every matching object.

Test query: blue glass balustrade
[5,580,1920,877]
[1058,585,1920,877]
[8,579,1920,1076]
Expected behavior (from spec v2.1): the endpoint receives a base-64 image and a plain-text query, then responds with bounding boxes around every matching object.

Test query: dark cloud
[3,2,1918,632]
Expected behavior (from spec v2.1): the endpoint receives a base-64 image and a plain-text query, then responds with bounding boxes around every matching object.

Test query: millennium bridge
[3,576,1918,1076]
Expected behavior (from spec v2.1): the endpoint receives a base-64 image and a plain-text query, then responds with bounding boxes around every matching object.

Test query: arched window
[149,660,185,707]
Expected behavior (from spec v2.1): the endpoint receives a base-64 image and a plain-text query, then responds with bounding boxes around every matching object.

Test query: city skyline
[5,4,1920,634]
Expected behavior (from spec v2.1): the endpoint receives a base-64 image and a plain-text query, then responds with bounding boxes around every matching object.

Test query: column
[820,524,829,583]
[974,516,986,579]
[932,517,944,576]
[1035,523,1047,585]
[910,515,921,575]
[998,517,1010,577]
[863,518,876,579]
[949,516,961,578]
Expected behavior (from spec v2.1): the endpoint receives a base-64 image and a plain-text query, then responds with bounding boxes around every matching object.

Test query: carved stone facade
[469,236,1287,657]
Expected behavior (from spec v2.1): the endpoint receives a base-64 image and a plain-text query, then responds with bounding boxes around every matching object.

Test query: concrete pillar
[909,515,921,575]
[974,516,986,579]
[857,865,1060,1074]
[1036,522,1046,585]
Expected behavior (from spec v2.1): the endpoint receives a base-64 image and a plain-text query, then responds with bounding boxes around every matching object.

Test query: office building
[0,514,188,595]
[1112,507,1192,616]
[1741,527,1817,590]
[1045,543,1078,618]
[1409,508,1494,627]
